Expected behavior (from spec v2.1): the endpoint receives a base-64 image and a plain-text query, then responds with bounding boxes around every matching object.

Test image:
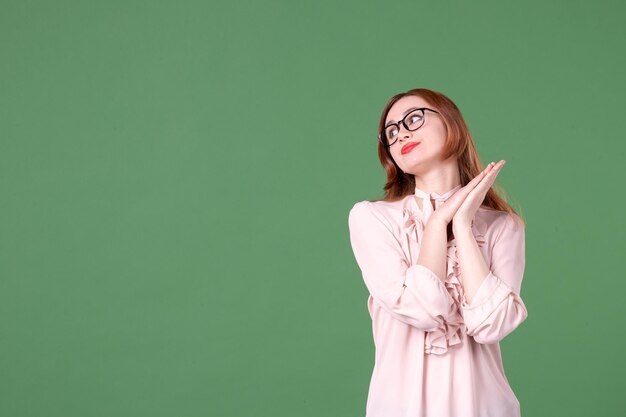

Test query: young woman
[348,88,528,417]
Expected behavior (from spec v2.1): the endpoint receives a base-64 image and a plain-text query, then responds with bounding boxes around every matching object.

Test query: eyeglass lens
[384,109,425,145]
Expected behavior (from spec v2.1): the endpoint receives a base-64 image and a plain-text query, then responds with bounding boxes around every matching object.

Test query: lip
[401,141,421,154]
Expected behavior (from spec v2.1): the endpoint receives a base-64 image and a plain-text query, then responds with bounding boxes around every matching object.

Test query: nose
[397,124,412,142]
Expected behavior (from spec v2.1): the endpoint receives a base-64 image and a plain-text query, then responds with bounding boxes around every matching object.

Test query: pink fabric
[348,186,528,417]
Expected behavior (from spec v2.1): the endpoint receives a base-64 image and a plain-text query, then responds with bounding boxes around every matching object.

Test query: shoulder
[476,207,525,243]
[348,198,408,232]
[348,200,387,229]
[477,206,523,225]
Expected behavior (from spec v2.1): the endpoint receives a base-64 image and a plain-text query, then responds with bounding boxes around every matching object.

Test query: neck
[414,162,461,193]
[412,159,461,210]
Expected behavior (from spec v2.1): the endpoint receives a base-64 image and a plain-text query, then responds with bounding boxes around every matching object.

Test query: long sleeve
[459,212,529,344]
[348,201,456,331]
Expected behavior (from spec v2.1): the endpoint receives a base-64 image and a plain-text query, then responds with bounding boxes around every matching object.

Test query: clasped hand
[429,160,506,229]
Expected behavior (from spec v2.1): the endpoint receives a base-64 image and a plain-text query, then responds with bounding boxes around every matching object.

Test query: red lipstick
[401,141,421,154]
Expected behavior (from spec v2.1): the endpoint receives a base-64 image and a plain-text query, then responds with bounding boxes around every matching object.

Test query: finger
[452,160,504,203]
[466,164,493,188]
[480,160,505,181]
[464,162,496,190]
[490,160,505,171]
[485,160,506,181]
[473,160,505,193]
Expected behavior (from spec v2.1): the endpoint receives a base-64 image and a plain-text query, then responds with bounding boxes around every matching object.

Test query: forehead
[385,96,430,124]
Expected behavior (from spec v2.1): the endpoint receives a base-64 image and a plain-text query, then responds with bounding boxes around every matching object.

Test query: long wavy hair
[374,88,525,228]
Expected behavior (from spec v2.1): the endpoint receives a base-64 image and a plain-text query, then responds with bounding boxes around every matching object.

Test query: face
[384,95,448,175]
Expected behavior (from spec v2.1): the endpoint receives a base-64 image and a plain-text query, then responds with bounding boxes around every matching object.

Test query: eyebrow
[385,107,420,127]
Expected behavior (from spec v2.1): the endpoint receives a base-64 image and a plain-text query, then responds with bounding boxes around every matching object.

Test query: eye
[408,114,423,125]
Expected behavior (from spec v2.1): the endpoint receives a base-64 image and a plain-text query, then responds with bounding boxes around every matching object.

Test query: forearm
[348,202,456,330]
[453,223,490,304]
[416,218,449,283]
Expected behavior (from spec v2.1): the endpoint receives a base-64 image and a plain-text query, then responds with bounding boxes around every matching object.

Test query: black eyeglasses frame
[378,107,440,147]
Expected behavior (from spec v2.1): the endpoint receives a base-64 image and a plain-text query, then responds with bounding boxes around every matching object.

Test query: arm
[452,223,490,305]
[416,213,450,284]
[455,213,529,344]
[348,201,455,331]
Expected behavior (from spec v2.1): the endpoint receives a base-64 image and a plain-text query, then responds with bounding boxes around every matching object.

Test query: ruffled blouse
[402,184,487,355]
[348,185,529,417]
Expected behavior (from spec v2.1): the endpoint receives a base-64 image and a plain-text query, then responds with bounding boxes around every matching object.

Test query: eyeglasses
[378,107,440,147]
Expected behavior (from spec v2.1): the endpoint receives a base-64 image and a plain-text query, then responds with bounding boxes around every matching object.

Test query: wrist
[426,215,448,230]
[452,219,472,231]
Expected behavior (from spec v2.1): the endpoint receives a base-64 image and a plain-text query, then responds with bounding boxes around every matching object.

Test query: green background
[1,0,624,416]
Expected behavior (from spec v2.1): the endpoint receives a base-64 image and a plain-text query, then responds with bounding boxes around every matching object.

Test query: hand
[453,160,506,228]
[430,160,506,227]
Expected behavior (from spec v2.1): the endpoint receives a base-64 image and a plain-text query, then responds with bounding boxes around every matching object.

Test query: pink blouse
[348,185,528,417]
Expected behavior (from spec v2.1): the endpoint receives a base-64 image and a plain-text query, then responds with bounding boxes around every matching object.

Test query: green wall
[1,0,624,416]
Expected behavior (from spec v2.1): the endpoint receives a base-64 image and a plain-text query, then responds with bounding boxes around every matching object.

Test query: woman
[348,88,528,417]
